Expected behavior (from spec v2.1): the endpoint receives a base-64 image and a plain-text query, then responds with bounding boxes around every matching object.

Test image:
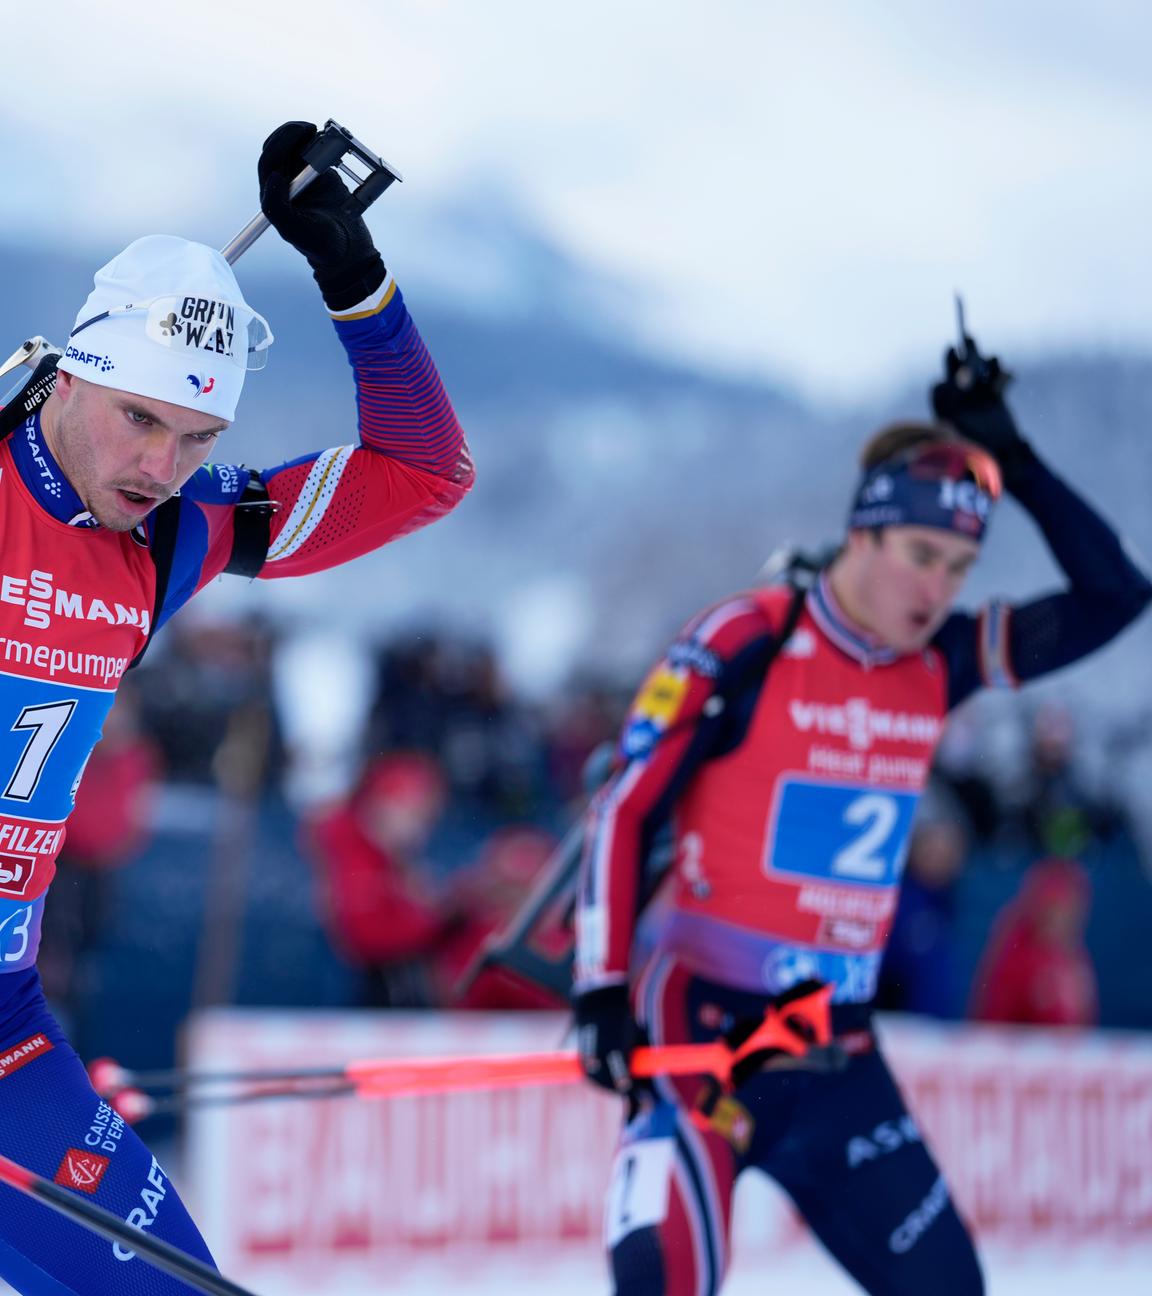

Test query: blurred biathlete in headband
[0,122,472,1294]
[573,337,1150,1295]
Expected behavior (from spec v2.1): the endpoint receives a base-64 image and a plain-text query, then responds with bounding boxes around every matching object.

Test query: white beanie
[57,235,272,421]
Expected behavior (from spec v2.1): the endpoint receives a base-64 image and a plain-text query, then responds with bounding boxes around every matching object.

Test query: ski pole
[92,983,836,1114]
[96,1044,759,1121]
[349,986,834,1099]
[0,1152,263,1296]
[90,1057,350,1092]
[101,1081,359,1123]
[2,116,403,399]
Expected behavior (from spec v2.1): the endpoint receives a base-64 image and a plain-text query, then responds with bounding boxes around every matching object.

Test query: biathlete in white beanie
[45,234,270,528]
[59,234,270,422]
[0,121,472,1295]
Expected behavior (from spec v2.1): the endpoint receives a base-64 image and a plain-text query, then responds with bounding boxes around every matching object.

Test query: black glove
[931,336,1036,489]
[573,984,636,1095]
[258,121,386,313]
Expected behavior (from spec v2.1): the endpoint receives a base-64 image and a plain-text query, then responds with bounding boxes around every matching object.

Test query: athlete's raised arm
[928,337,1151,707]
[149,121,473,627]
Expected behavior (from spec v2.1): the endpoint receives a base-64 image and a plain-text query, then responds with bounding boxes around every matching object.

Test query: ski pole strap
[223,471,275,578]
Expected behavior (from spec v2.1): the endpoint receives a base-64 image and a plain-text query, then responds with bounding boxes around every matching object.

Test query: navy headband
[848,442,1002,543]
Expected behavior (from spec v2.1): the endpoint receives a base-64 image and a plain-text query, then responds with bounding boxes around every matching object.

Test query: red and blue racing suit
[0,274,471,1294]
[575,453,1150,1296]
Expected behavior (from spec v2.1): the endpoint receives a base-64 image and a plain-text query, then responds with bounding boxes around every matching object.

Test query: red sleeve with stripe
[192,276,472,593]
[573,594,773,990]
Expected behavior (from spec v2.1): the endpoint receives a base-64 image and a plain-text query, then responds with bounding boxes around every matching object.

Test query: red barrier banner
[183,1011,1152,1279]
[883,1018,1152,1244]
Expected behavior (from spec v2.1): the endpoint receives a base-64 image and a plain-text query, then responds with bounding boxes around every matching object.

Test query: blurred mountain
[3,207,1152,718]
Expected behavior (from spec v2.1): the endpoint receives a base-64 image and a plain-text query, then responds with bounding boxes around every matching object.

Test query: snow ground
[2,1240,1148,1293]
[229,1241,1152,1295]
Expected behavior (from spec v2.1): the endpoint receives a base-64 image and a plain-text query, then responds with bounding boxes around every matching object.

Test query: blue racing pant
[606,959,985,1296]
[0,969,215,1295]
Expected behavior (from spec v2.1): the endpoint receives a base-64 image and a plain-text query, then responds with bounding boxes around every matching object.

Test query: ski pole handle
[221,118,402,266]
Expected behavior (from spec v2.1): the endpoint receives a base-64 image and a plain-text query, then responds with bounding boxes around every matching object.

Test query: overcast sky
[6,0,1152,401]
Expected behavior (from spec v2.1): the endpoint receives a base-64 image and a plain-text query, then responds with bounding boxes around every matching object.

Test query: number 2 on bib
[764,778,917,887]
[832,793,900,881]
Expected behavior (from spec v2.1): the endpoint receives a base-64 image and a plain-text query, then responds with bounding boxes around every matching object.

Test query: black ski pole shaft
[954,292,970,359]
[129,1082,357,1120]
[103,1062,350,1092]
[0,1152,262,1296]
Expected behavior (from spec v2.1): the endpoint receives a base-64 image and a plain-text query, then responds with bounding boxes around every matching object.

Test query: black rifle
[456,554,825,1002]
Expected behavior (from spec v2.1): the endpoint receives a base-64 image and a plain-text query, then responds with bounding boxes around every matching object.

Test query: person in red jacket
[307,753,452,1007]
[970,857,1096,1027]
[438,825,567,1010]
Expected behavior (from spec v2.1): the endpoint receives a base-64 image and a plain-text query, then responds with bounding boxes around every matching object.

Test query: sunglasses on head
[898,441,1003,501]
[70,296,274,371]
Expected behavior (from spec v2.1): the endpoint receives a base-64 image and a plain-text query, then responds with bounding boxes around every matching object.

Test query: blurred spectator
[135,614,285,791]
[435,825,566,1010]
[970,856,1097,1027]
[543,678,625,809]
[1015,703,1125,858]
[436,640,545,820]
[305,752,455,1007]
[365,631,453,756]
[930,710,1003,845]
[367,633,548,824]
[876,818,967,1018]
[39,682,162,1014]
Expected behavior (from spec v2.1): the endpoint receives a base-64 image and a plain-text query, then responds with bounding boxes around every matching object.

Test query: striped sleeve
[330,276,472,483]
[184,281,472,590]
[932,605,1017,713]
[933,449,1152,707]
[574,595,771,991]
[250,443,468,581]
[265,447,356,566]
[976,600,1017,690]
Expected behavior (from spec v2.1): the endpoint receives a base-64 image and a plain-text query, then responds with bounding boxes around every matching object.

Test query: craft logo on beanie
[56,235,273,422]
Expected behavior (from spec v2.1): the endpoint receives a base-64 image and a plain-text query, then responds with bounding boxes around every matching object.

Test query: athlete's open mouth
[116,489,159,511]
